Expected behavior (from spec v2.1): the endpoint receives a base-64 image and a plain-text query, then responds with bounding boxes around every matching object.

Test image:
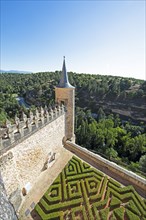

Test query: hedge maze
[34,156,146,220]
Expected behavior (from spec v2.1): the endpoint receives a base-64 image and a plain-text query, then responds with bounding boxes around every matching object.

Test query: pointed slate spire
[57,56,74,88]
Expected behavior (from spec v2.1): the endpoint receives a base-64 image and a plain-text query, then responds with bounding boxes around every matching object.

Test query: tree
[105,148,118,160]
[97,107,105,121]
[114,114,121,127]
[139,155,146,173]
[0,111,7,126]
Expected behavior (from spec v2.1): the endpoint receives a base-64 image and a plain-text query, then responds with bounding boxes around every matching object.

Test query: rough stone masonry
[0,173,17,220]
[0,114,65,211]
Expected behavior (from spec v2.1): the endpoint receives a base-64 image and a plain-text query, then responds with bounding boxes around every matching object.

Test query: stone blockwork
[0,173,17,220]
[55,87,75,141]
[0,114,65,210]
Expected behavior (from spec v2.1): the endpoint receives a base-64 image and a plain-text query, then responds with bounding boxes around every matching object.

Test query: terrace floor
[18,146,73,220]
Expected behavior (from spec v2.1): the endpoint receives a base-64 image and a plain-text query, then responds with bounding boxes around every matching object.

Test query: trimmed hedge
[61,169,68,201]
[80,179,94,220]
[71,205,88,220]
[126,209,140,220]
[68,180,82,199]
[126,200,141,216]
[114,207,124,220]
[44,184,61,203]
[110,196,121,208]
[108,177,121,187]
[94,198,108,210]
[85,176,100,195]
[34,156,146,220]
[99,207,109,220]
[35,204,64,220]
[90,176,107,201]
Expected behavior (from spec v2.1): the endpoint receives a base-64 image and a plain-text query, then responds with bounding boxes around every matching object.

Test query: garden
[34,156,146,220]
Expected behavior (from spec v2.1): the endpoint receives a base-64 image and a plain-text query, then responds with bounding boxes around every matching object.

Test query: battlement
[0,105,65,155]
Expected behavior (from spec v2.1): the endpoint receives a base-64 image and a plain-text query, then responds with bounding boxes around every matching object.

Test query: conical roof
[57,57,74,88]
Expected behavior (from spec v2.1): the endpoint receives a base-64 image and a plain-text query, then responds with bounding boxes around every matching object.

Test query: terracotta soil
[18,146,73,220]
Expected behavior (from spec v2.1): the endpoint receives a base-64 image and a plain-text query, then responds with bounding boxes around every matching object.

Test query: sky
[0,0,146,80]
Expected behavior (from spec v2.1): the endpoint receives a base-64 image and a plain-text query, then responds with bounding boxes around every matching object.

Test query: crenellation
[22,112,28,124]
[45,109,50,122]
[0,105,65,153]
[58,105,61,115]
[35,108,40,120]
[50,108,54,120]
[34,115,39,128]
[29,110,34,124]
[15,115,20,130]
[6,121,15,144]
[40,106,44,115]
[54,106,58,117]
[40,106,45,124]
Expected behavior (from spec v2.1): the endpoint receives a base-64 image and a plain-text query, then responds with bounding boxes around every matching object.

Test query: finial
[63,56,65,60]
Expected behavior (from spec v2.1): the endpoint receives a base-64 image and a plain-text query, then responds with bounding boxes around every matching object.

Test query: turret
[55,57,75,141]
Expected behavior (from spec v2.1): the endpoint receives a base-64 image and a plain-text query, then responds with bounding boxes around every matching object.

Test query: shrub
[108,178,121,187]
[35,204,64,219]
[68,180,82,199]
[126,200,141,216]
[71,205,88,220]
[85,176,100,195]
[114,207,124,220]
[83,162,90,169]
[110,196,121,208]
[139,155,146,173]
[80,179,94,220]
[44,184,61,203]
[126,209,140,220]
[99,207,109,220]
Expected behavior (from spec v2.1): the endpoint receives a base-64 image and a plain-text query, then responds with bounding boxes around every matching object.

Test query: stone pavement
[18,147,73,220]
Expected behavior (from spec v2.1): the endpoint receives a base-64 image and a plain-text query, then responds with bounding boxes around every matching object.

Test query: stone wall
[64,141,146,198]
[0,172,18,220]
[0,113,65,210]
[55,87,75,141]
[0,105,64,154]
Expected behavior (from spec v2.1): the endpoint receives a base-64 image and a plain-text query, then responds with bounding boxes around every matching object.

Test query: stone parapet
[64,141,146,198]
[0,105,65,155]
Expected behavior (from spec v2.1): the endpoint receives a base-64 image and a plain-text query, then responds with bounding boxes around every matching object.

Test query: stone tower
[55,57,75,141]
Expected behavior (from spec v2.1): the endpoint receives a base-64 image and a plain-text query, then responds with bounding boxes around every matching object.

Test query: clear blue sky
[1,0,145,80]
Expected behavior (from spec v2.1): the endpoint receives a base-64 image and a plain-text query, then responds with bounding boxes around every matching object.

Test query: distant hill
[0,70,32,74]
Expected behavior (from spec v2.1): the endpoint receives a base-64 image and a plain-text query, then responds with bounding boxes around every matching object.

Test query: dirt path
[18,147,73,220]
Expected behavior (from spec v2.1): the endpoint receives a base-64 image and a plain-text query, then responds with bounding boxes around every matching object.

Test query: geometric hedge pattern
[34,156,146,220]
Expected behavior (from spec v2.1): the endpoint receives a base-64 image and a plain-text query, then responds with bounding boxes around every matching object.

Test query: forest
[0,72,146,175]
